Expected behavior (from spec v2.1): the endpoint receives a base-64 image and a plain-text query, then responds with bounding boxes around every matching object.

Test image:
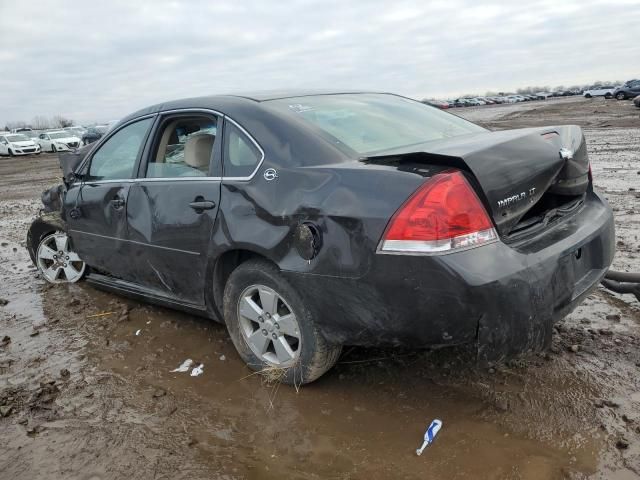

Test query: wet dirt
[1,97,639,479]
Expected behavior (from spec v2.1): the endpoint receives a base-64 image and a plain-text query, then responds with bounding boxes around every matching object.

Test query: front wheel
[223,259,342,386]
[36,232,86,283]
[8,149,14,157]
[585,93,592,98]
[616,92,626,100]
[51,144,56,153]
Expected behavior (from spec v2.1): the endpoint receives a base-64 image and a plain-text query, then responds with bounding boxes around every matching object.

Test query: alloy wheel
[36,232,85,283]
[237,284,301,366]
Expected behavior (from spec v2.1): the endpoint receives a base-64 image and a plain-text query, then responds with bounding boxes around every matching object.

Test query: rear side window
[223,122,262,178]
[88,118,152,180]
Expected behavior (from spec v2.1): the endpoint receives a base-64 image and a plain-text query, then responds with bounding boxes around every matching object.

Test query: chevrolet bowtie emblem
[559,148,574,160]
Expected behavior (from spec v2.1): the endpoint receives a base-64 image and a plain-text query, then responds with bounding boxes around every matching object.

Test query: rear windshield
[266,93,485,155]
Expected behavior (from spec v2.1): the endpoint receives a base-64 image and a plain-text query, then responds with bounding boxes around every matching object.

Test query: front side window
[146,115,217,178]
[88,118,152,181]
[267,93,486,155]
[223,122,261,178]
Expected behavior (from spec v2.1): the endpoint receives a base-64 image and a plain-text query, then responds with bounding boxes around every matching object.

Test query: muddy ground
[0,96,639,479]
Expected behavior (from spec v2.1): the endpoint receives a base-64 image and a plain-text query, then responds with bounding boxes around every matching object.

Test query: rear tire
[223,259,342,386]
[585,93,592,98]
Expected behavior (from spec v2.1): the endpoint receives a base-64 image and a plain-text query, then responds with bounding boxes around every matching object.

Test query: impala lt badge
[497,187,536,208]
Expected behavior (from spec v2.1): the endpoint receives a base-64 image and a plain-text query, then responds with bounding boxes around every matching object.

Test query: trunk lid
[363,125,589,237]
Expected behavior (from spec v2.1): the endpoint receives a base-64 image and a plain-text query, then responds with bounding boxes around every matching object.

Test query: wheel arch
[27,214,67,265]
[205,248,278,322]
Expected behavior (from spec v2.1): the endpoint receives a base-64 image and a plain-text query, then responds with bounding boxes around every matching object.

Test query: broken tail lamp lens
[380,171,498,254]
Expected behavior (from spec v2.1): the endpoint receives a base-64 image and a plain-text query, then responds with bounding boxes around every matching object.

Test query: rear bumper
[284,189,615,361]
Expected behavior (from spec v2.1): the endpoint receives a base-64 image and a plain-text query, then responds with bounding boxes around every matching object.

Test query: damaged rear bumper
[284,189,615,361]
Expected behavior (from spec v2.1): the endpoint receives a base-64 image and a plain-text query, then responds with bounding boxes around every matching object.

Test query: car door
[125,111,223,305]
[630,80,640,96]
[64,116,154,280]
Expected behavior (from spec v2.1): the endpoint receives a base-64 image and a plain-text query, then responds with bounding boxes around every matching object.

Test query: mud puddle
[2,96,640,479]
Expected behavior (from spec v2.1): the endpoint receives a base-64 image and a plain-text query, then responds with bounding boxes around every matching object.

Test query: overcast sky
[0,0,638,126]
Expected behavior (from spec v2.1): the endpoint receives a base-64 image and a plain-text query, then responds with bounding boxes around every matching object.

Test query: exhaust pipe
[601,270,640,302]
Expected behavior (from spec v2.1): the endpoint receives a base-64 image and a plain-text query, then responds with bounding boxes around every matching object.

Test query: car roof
[121,90,391,123]
[226,89,385,101]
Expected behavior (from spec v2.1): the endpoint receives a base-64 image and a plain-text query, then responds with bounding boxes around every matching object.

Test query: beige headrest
[184,134,214,170]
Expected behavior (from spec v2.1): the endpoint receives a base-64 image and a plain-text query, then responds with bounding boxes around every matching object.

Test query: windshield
[7,134,29,142]
[49,132,71,139]
[267,93,485,155]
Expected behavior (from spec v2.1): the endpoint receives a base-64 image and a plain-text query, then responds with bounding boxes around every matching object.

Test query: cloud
[0,0,638,125]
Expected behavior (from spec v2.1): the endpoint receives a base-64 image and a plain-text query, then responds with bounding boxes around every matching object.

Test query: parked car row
[583,79,640,99]
[422,79,639,109]
[424,93,551,109]
[0,122,118,156]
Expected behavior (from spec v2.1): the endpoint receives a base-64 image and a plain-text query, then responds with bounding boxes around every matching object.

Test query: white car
[583,86,615,98]
[0,133,41,156]
[38,131,82,153]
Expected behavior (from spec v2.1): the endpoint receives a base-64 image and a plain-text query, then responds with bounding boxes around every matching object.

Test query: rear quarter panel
[212,161,439,278]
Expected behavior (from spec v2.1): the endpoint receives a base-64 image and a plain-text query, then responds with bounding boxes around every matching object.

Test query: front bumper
[284,190,615,361]
[12,147,40,155]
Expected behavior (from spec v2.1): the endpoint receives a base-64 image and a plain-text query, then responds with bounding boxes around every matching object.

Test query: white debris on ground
[171,359,194,373]
[190,364,204,377]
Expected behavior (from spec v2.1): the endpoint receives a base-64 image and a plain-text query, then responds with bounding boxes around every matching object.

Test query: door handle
[189,200,216,212]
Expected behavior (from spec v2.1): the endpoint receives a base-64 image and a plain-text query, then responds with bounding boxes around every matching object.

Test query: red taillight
[380,171,497,254]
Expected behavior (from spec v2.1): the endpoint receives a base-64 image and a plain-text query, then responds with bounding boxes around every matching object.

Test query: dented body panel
[365,125,590,236]
[28,92,615,362]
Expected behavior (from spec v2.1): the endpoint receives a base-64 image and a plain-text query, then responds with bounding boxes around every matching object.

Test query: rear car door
[125,111,222,305]
[64,117,154,280]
